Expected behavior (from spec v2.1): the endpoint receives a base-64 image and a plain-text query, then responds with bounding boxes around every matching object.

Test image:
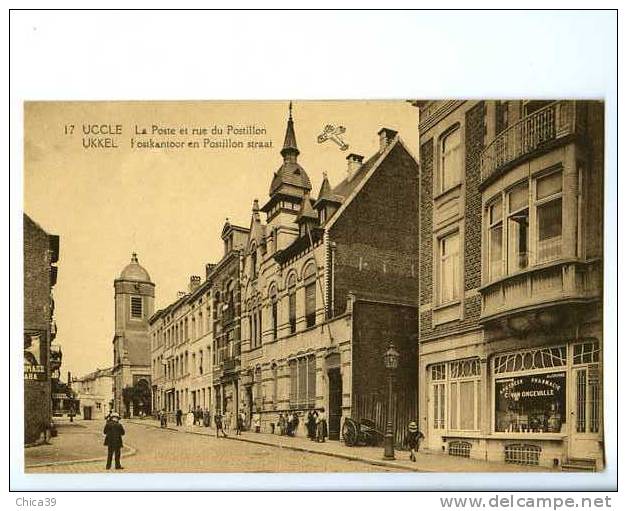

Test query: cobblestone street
[26,420,404,473]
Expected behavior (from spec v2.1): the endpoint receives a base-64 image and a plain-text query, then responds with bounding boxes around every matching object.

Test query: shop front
[426,341,603,469]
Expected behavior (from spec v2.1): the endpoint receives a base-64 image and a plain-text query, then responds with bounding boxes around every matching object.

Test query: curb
[129,420,425,473]
[25,444,138,469]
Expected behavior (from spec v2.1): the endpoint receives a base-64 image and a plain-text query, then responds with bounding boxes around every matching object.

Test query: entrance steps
[561,457,597,472]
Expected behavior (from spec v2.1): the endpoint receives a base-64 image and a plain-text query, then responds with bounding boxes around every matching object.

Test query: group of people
[277,411,300,437]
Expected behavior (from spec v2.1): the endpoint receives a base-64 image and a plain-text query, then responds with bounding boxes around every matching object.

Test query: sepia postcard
[22,99,606,482]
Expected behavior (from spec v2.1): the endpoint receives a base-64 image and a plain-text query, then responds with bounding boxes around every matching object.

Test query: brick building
[24,213,59,443]
[238,105,419,444]
[111,253,154,417]
[417,100,604,470]
[150,273,214,420]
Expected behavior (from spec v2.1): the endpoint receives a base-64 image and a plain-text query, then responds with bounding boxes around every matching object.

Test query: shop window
[535,171,563,263]
[439,126,462,192]
[493,347,566,434]
[504,444,541,466]
[488,198,504,280]
[573,341,600,365]
[437,232,461,304]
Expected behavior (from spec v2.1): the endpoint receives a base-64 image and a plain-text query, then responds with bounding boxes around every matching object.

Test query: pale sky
[24,100,419,379]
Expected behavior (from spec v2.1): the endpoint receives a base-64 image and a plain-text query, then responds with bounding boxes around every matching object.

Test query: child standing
[406,421,424,462]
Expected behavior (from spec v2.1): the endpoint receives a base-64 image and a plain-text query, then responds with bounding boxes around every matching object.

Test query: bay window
[535,171,563,263]
[507,182,529,273]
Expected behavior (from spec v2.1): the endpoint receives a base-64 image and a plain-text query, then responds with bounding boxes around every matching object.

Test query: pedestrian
[103,412,125,470]
[253,412,261,433]
[316,407,328,443]
[176,408,183,426]
[159,408,167,428]
[214,411,227,438]
[306,410,318,440]
[236,409,245,435]
[405,421,424,462]
[196,406,202,426]
[291,412,300,437]
[286,411,294,436]
[278,413,286,435]
[186,408,194,427]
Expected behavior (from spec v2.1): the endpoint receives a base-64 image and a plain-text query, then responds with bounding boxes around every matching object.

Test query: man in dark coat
[103,412,125,470]
[176,408,183,426]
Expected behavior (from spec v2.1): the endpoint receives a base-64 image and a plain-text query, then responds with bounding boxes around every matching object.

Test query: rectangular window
[440,127,461,192]
[289,355,316,409]
[289,360,297,407]
[305,283,316,327]
[130,296,143,318]
[438,232,460,304]
[488,199,504,280]
[536,171,563,263]
[507,182,529,273]
[494,371,566,433]
[271,301,278,340]
[307,356,316,408]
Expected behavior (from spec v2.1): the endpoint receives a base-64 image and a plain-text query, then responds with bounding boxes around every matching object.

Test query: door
[569,365,602,463]
[83,406,92,420]
[328,368,342,440]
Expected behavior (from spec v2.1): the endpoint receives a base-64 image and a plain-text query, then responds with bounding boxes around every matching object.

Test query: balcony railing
[479,259,600,322]
[481,101,580,182]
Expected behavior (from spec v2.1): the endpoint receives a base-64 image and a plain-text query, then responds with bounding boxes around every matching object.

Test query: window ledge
[432,300,461,312]
[433,182,462,202]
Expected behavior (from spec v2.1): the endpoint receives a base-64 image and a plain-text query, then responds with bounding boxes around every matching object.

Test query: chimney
[189,275,201,293]
[377,128,398,152]
[205,263,216,280]
[346,153,364,181]
[177,291,186,299]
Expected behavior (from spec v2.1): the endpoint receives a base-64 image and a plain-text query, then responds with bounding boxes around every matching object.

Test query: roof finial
[131,252,138,263]
[289,101,293,120]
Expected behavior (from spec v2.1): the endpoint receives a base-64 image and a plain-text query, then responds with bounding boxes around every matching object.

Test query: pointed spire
[315,172,342,208]
[281,101,299,161]
[296,192,318,224]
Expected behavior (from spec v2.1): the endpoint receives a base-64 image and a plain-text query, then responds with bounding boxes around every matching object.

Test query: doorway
[328,368,342,440]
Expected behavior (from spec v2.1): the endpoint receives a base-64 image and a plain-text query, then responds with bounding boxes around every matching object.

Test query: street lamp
[383,342,400,460]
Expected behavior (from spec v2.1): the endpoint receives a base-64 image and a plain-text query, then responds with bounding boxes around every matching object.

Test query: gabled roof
[325,136,419,231]
[296,194,318,224]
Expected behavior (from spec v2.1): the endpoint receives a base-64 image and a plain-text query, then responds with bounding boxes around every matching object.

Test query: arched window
[269,285,278,340]
[250,243,258,279]
[303,263,317,328]
[287,273,297,334]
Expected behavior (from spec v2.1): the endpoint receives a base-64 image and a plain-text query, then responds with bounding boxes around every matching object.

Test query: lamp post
[383,342,400,460]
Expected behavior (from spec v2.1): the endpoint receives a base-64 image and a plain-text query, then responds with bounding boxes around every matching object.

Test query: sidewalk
[129,418,554,473]
[25,421,134,468]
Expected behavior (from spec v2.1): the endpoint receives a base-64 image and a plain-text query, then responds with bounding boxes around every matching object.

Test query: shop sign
[24,363,46,381]
[495,371,566,433]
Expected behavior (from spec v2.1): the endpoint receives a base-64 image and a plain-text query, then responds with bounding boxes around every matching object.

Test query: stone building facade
[24,213,59,443]
[238,106,420,443]
[417,100,604,470]
[111,253,154,417]
[73,367,114,420]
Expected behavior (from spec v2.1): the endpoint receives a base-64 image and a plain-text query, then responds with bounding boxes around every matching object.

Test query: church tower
[111,253,154,417]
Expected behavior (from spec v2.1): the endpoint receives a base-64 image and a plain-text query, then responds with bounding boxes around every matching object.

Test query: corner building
[417,100,604,470]
[239,106,420,444]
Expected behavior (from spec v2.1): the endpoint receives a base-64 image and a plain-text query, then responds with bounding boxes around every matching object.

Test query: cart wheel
[342,418,359,447]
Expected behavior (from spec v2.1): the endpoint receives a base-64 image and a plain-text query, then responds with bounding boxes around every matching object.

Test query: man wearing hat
[103,412,125,470]
[405,421,424,462]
